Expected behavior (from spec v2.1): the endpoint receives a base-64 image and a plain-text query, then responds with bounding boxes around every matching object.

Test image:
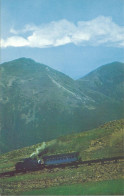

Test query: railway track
[0,155,124,178]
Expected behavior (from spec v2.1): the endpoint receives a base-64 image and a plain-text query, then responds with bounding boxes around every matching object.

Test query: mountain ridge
[78,61,123,79]
[1,58,124,80]
[0,58,124,153]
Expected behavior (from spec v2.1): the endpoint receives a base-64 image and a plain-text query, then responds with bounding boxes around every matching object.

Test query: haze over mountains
[0,58,124,153]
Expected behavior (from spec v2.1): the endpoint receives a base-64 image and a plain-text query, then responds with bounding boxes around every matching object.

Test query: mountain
[0,58,124,153]
[77,62,124,102]
[77,61,124,127]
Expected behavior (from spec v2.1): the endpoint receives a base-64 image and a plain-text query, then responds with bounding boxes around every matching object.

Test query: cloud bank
[1,16,124,48]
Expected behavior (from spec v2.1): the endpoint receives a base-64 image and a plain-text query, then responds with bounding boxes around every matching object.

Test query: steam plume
[30,142,46,157]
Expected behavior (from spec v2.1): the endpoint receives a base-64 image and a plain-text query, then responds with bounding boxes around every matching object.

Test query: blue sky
[1,0,124,78]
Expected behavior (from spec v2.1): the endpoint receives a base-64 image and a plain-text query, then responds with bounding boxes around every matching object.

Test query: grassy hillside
[0,119,123,173]
[22,179,124,195]
[0,119,123,195]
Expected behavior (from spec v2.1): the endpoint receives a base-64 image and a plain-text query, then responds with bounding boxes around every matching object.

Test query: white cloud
[1,16,124,48]
[1,36,29,47]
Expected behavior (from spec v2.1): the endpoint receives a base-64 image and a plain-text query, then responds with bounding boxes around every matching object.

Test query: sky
[1,0,124,79]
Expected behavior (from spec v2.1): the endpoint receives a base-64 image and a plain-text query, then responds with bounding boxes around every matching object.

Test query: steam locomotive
[15,152,80,171]
[15,158,42,171]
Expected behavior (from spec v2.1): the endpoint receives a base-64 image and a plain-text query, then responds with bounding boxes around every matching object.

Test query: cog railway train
[0,153,123,177]
[15,152,80,171]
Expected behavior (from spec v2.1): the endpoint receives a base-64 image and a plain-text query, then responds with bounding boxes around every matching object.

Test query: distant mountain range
[0,58,124,153]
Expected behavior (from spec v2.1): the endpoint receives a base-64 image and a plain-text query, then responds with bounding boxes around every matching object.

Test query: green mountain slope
[0,118,123,173]
[0,58,94,153]
[0,119,123,195]
[77,62,124,102]
[0,59,124,153]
